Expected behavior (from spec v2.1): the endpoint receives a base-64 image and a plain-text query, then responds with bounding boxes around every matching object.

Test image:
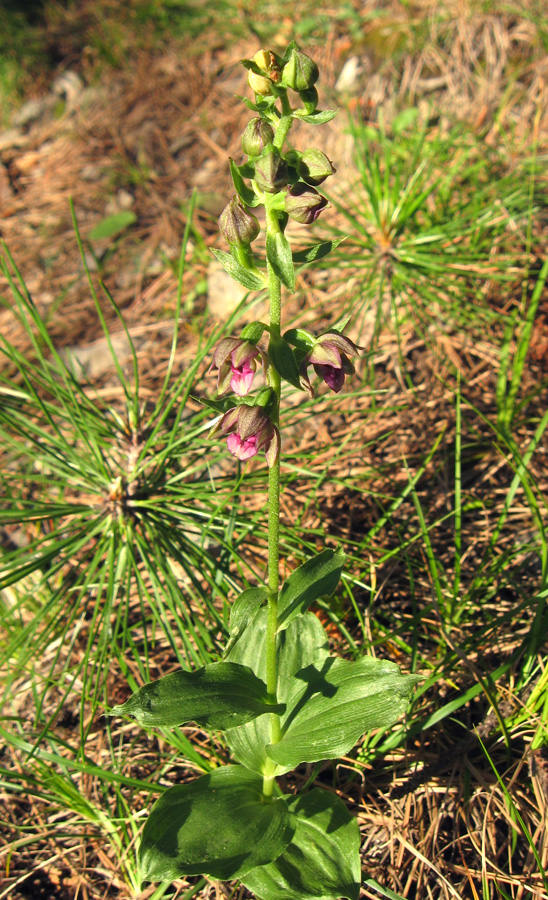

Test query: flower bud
[298,87,318,114]
[297,149,336,186]
[282,49,319,92]
[219,195,260,247]
[254,146,288,193]
[284,183,328,224]
[241,118,275,157]
[248,49,280,96]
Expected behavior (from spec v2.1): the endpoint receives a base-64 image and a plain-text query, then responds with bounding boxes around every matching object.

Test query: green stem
[263,211,283,800]
[273,91,293,150]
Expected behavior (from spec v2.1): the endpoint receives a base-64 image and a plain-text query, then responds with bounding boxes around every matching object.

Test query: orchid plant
[113,43,420,900]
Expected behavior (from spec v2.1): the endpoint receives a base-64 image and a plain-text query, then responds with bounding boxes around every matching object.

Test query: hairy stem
[263,210,283,800]
[273,91,293,150]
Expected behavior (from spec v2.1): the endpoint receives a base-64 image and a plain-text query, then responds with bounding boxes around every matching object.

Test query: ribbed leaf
[277,549,346,631]
[292,236,347,264]
[266,657,421,771]
[211,248,266,291]
[225,611,329,774]
[243,789,361,900]
[140,766,295,882]
[293,109,338,125]
[111,661,283,730]
[266,231,295,291]
[268,334,302,390]
[224,586,269,656]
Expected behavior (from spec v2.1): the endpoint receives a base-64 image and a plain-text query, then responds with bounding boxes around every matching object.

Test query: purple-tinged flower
[301,331,361,394]
[210,404,279,467]
[284,183,328,224]
[219,195,260,248]
[210,337,266,397]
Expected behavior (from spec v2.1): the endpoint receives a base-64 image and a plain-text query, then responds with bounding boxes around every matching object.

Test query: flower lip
[210,337,263,397]
[213,404,279,466]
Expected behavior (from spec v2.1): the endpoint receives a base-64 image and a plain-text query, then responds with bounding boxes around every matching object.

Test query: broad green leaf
[266,231,295,291]
[88,211,137,242]
[110,661,283,730]
[211,248,266,291]
[229,158,259,207]
[292,109,338,125]
[140,766,295,882]
[225,611,329,775]
[224,586,269,656]
[277,549,346,632]
[268,334,302,390]
[243,789,361,900]
[266,657,421,771]
[292,236,347,265]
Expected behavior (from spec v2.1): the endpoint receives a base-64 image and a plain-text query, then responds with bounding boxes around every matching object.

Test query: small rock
[52,70,84,109]
[0,163,14,208]
[169,133,194,156]
[207,258,249,319]
[81,163,103,182]
[83,252,99,272]
[14,150,41,174]
[335,56,366,93]
[192,157,218,187]
[12,96,54,128]
[0,129,27,152]
[117,189,134,209]
[115,267,135,290]
[62,332,136,381]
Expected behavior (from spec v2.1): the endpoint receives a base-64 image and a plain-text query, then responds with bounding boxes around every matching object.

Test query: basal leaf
[243,789,361,900]
[277,549,346,632]
[224,586,269,656]
[225,610,329,775]
[110,661,283,730]
[266,231,295,291]
[140,766,295,883]
[266,657,421,771]
[211,248,266,291]
[292,236,347,265]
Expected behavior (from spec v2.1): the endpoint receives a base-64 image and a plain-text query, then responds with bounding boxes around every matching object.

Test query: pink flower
[210,405,279,467]
[210,337,265,397]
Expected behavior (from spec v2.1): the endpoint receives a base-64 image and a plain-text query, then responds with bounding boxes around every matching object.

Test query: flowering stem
[273,92,293,151]
[262,227,283,800]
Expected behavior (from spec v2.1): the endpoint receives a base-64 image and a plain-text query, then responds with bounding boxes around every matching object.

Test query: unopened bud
[241,118,275,157]
[298,87,318,114]
[297,149,336,186]
[282,49,319,92]
[248,49,280,96]
[284,183,328,224]
[254,146,288,193]
[219,195,260,247]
